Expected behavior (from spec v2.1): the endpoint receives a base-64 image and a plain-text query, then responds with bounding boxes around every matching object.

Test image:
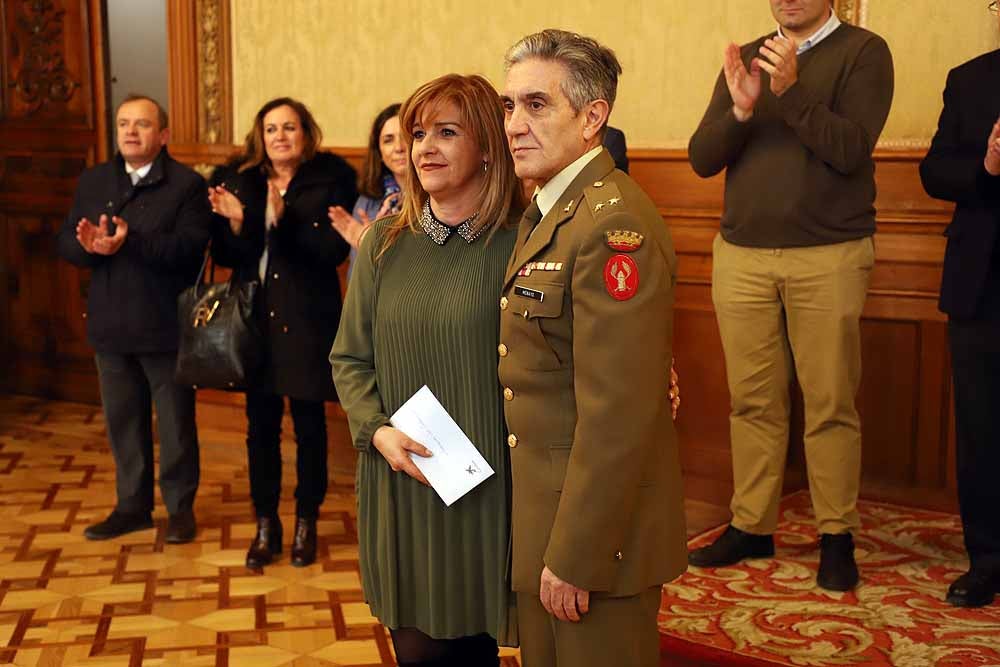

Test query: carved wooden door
[0,0,108,401]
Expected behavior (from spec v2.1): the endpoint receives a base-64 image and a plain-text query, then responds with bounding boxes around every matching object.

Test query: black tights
[390,627,499,667]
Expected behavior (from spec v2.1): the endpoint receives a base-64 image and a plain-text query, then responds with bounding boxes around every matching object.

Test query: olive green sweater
[689,23,894,248]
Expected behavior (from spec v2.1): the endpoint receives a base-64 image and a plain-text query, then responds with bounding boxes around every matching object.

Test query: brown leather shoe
[290,517,317,567]
[245,515,282,569]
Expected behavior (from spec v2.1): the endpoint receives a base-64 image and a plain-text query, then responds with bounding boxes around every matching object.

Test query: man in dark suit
[603,125,629,173]
[56,95,210,544]
[919,6,1000,607]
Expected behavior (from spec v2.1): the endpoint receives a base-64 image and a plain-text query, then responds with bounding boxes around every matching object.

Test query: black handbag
[175,252,262,390]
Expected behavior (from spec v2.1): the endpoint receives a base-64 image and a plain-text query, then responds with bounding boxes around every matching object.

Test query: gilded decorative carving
[192,163,216,180]
[8,0,80,114]
[197,0,225,144]
[834,0,868,26]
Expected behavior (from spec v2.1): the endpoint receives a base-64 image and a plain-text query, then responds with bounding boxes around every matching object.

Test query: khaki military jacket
[498,149,688,597]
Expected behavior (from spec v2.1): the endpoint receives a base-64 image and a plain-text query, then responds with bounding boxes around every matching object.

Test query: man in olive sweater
[688,0,894,591]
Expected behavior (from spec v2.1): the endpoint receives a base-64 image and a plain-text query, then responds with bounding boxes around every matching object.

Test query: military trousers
[711,233,873,535]
[95,352,199,516]
[516,586,661,667]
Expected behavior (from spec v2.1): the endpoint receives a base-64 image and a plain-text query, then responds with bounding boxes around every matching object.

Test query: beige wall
[232,1,1000,149]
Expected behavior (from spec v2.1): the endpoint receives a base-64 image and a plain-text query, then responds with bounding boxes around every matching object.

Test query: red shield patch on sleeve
[604,254,639,300]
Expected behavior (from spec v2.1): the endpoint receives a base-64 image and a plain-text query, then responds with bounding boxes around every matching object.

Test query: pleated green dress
[330,215,517,646]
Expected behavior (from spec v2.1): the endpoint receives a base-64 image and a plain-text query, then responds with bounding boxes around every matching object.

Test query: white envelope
[389,385,495,506]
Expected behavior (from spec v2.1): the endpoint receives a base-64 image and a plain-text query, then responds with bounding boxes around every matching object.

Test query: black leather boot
[291,516,317,567]
[688,524,775,567]
[245,515,282,569]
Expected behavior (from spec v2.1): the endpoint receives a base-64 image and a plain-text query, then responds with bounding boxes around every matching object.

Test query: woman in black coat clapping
[208,97,357,569]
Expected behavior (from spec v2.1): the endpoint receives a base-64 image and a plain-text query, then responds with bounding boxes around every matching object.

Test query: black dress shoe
[84,510,154,541]
[291,517,317,567]
[166,509,197,544]
[946,569,998,607]
[688,524,775,567]
[246,515,282,569]
[817,532,859,591]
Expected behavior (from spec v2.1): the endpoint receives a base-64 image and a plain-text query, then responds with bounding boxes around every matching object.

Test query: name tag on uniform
[513,285,544,302]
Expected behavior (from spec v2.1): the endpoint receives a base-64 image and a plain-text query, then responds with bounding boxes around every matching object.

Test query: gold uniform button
[503,387,514,401]
[615,551,623,561]
[507,434,518,448]
[500,296,509,310]
[498,343,508,357]
[593,180,604,187]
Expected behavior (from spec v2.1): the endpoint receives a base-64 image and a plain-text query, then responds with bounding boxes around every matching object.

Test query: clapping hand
[75,215,106,253]
[76,214,127,255]
[755,36,799,97]
[328,206,372,250]
[724,43,762,122]
[93,216,128,255]
[376,193,401,219]
[267,181,285,225]
[208,185,245,233]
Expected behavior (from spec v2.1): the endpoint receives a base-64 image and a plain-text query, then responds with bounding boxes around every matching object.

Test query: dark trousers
[245,392,328,519]
[949,318,1000,572]
[95,352,199,516]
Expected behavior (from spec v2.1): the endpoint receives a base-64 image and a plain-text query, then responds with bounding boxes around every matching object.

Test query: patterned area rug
[658,492,1000,666]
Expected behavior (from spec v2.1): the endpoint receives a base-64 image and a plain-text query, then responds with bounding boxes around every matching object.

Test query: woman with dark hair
[329,103,406,261]
[208,97,357,570]
[331,74,521,666]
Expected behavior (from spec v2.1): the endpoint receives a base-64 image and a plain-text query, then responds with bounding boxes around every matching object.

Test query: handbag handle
[192,248,211,299]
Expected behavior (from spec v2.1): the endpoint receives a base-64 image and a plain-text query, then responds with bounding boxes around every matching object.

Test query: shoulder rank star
[605,229,644,252]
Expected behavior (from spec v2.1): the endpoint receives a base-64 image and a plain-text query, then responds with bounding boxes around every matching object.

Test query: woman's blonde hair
[378,74,520,258]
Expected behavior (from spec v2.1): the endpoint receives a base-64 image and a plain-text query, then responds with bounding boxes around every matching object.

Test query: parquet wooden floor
[0,395,527,667]
[0,394,729,667]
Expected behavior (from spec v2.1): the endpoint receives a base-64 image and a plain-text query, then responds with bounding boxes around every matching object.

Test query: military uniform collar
[503,149,616,287]
[535,145,603,218]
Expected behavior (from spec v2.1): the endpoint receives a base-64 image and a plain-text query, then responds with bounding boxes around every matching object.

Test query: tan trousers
[516,587,661,667]
[712,233,874,535]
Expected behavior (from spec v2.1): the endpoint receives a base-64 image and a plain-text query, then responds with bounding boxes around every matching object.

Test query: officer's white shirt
[534,146,603,218]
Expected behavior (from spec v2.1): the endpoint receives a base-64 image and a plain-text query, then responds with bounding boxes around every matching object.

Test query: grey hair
[504,29,623,116]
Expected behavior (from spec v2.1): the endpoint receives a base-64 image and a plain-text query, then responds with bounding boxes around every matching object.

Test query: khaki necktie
[521,198,543,242]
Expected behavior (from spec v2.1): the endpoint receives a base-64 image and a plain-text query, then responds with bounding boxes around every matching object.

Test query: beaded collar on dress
[419,199,483,245]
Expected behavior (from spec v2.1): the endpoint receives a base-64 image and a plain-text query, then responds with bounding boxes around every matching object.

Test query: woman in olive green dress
[330,74,521,666]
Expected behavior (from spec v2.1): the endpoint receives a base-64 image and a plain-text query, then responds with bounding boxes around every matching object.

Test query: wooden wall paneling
[166,1,198,143]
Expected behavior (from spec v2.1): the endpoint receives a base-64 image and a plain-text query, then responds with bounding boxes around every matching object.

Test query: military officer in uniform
[499,29,687,667]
